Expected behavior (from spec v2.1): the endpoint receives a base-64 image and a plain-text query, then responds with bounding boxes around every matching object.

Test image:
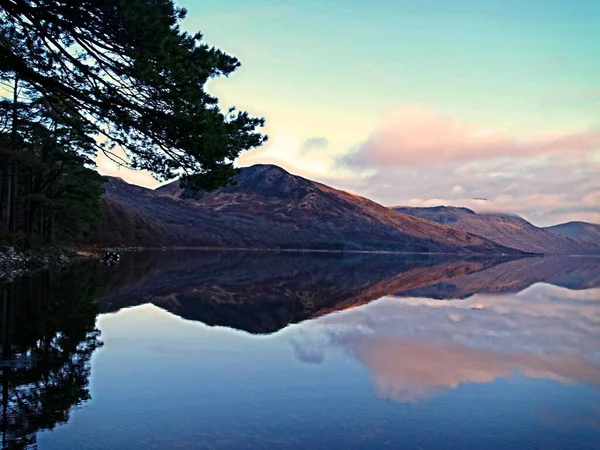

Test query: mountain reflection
[0,251,599,448]
[98,251,600,334]
[0,266,102,450]
[95,251,600,402]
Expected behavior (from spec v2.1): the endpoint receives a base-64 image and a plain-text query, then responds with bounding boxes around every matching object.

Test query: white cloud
[451,185,466,195]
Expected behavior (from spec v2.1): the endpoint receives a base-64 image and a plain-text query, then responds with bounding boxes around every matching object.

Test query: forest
[0,77,105,247]
[0,0,266,249]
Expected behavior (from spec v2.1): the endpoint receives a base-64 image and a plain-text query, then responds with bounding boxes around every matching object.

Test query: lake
[1,251,599,449]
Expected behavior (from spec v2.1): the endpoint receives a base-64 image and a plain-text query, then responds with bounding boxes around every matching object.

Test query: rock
[0,247,72,282]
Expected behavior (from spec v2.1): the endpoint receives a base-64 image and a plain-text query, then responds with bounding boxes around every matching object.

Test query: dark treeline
[0,0,267,249]
[0,75,104,247]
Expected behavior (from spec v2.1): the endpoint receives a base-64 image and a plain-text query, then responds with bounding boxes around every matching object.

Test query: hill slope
[95,251,599,334]
[392,206,598,254]
[95,251,512,334]
[393,256,600,299]
[96,165,520,254]
[544,221,600,245]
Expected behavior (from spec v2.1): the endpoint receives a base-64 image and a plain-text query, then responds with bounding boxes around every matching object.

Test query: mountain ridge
[543,221,600,245]
[95,164,521,254]
[96,251,600,335]
[392,205,599,254]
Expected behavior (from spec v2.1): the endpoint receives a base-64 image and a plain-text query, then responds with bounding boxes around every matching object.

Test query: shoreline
[0,246,98,283]
[3,244,595,283]
[78,245,538,257]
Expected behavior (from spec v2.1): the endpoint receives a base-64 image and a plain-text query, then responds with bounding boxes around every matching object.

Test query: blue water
[3,252,600,449]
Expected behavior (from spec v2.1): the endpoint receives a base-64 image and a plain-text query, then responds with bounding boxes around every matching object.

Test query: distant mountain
[392,206,598,254]
[96,165,520,254]
[393,255,600,299]
[96,251,600,334]
[96,251,512,333]
[544,221,600,245]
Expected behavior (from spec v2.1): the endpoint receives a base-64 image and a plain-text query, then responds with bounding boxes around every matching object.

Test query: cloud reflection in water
[290,283,600,402]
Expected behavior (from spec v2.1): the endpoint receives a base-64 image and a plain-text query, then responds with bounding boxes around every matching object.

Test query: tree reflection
[0,265,102,449]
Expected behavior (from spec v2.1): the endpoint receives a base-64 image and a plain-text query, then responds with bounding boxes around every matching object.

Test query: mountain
[96,165,521,254]
[392,255,600,299]
[544,221,600,245]
[96,251,511,333]
[392,206,598,254]
[95,251,600,334]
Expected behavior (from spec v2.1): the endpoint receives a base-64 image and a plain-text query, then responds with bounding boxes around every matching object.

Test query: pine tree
[0,0,267,189]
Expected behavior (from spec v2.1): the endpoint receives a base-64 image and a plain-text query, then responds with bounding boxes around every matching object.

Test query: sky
[97,0,600,226]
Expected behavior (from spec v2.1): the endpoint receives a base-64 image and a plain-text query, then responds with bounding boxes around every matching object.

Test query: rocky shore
[0,246,72,282]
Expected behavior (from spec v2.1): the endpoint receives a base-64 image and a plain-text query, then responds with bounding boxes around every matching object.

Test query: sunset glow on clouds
[336,108,600,225]
[344,108,600,167]
[348,337,600,403]
[291,283,600,402]
[98,0,600,227]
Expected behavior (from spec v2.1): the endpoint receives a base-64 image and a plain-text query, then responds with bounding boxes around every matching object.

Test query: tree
[0,9,46,233]
[0,0,267,191]
[19,98,105,244]
[1,264,103,449]
[0,95,105,247]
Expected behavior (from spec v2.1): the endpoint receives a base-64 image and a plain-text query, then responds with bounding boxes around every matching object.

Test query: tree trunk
[48,176,55,244]
[8,170,16,234]
[0,166,10,231]
[26,200,36,242]
[39,205,44,241]
[48,210,55,244]
[2,75,19,234]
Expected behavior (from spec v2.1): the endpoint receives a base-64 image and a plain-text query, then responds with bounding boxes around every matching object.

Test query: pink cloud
[347,107,600,167]
[348,337,600,403]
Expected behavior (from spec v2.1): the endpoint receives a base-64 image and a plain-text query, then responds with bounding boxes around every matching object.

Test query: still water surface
[2,251,600,449]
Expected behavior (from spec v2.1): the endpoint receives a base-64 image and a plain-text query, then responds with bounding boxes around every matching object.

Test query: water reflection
[291,281,600,403]
[0,251,599,449]
[98,251,510,333]
[95,252,600,405]
[0,266,102,449]
[98,252,600,334]
[338,336,600,403]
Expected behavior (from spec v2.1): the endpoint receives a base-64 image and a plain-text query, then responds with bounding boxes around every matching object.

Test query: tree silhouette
[0,0,267,190]
[0,264,102,449]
